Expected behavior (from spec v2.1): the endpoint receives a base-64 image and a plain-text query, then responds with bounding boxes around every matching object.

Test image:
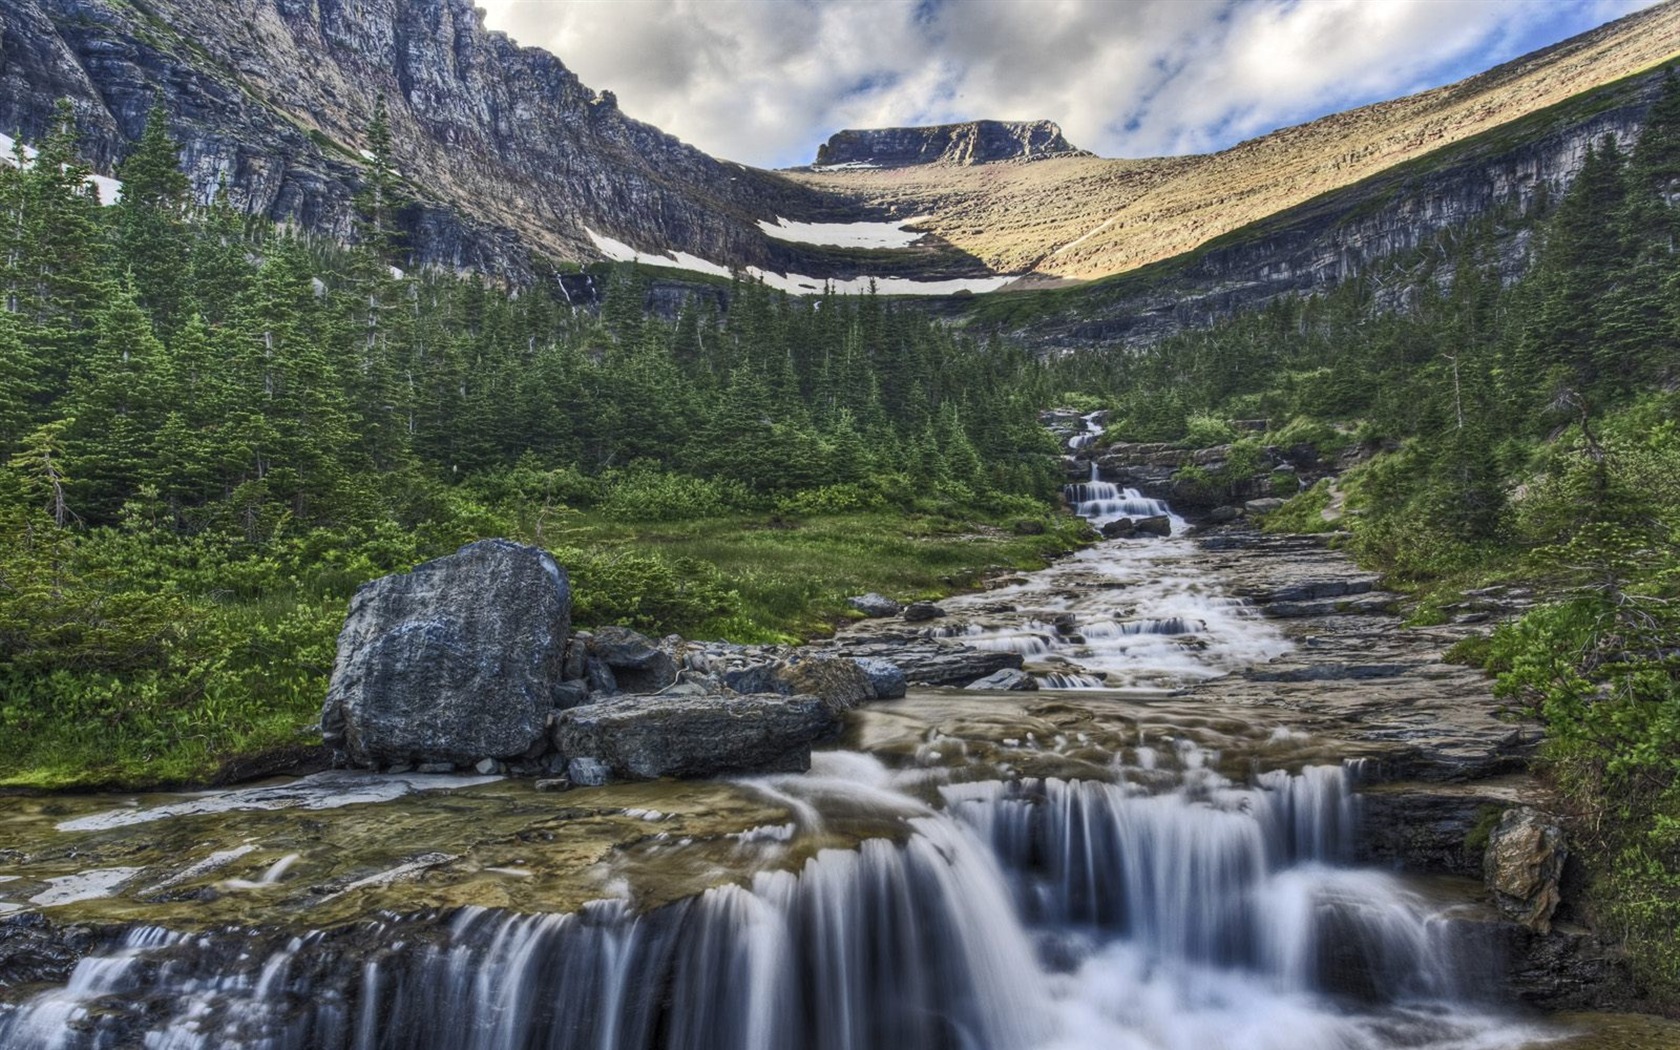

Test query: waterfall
[0,760,1535,1050]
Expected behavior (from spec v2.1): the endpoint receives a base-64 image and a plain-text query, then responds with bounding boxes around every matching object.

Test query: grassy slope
[0,506,1088,791]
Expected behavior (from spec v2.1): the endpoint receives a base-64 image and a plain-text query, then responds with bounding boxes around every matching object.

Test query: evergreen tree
[113,100,192,336]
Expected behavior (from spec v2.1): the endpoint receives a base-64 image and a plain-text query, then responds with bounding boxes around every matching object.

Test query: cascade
[0,754,1538,1050]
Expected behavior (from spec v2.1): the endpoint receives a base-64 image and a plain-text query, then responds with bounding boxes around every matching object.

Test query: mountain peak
[811,119,1087,168]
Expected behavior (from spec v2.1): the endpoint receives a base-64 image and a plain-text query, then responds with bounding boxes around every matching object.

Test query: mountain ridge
[0,0,1676,298]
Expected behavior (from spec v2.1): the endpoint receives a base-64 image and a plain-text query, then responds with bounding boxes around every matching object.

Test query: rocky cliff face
[977,70,1666,351]
[812,120,1085,167]
[0,0,841,281]
[0,0,1673,300]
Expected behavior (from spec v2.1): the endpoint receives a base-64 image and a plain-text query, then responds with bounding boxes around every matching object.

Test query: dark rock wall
[0,0,827,279]
[1001,73,1667,350]
[813,119,1087,167]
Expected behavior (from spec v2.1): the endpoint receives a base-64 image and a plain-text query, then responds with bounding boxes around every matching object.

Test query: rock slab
[321,539,570,767]
[554,693,839,781]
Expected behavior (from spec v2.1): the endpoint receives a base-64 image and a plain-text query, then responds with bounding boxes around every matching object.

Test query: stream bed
[1,447,1676,1048]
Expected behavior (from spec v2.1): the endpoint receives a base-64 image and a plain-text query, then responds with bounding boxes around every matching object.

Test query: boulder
[723,653,878,710]
[853,657,908,700]
[1100,518,1135,539]
[902,602,947,623]
[1244,497,1287,516]
[847,593,903,618]
[1205,505,1242,524]
[1485,807,1568,933]
[553,681,591,710]
[321,539,569,768]
[587,626,679,694]
[553,693,840,781]
[966,668,1039,691]
[1134,515,1172,537]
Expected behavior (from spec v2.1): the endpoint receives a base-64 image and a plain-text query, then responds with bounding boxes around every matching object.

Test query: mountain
[0,0,978,285]
[787,2,1680,284]
[0,0,1676,299]
[811,120,1088,168]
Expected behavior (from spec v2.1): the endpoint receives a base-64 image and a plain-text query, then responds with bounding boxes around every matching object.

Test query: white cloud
[477,0,1662,167]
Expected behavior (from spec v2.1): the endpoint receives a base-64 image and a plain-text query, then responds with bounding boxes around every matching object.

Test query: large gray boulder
[321,539,570,768]
[553,693,839,781]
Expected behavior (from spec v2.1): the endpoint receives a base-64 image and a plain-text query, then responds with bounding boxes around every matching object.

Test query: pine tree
[114,100,192,336]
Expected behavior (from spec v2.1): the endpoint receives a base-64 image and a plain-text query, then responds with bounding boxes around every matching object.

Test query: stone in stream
[1100,517,1135,539]
[1485,807,1568,933]
[722,653,878,710]
[852,657,908,700]
[320,539,569,769]
[836,642,1024,688]
[1134,514,1172,537]
[901,601,947,623]
[553,693,840,781]
[965,668,1039,691]
[847,592,903,618]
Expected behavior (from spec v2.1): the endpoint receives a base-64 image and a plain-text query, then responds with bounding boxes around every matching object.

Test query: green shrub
[1183,413,1238,448]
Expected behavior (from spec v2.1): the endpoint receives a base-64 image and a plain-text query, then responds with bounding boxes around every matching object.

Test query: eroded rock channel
[0,425,1670,1047]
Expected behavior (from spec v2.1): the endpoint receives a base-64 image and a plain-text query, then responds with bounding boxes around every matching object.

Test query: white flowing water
[0,751,1550,1050]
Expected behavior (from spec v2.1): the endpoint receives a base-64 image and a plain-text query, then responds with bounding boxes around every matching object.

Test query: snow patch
[586,228,1013,297]
[810,161,881,172]
[758,216,931,250]
[1,132,122,206]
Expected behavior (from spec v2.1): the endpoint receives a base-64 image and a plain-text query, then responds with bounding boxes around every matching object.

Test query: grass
[550,506,1089,642]
[0,504,1090,791]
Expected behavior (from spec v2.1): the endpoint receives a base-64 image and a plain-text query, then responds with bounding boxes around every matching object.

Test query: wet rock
[1205,505,1242,523]
[1134,515,1172,537]
[553,681,591,710]
[533,778,571,793]
[561,636,588,681]
[1100,518,1135,539]
[835,642,1025,687]
[321,539,569,769]
[473,758,500,776]
[852,657,908,700]
[0,913,94,989]
[847,593,903,618]
[966,668,1039,691]
[566,756,610,787]
[553,693,840,781]
[902,602,947,623]
[723,654,878,711]
[586,626,679,694]
[1485,807,1567,933]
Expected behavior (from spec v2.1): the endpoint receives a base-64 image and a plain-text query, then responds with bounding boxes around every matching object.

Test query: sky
[476,0,1663,169]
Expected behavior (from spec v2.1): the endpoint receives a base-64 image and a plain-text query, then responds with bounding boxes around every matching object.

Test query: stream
[0,417,1674,1049]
